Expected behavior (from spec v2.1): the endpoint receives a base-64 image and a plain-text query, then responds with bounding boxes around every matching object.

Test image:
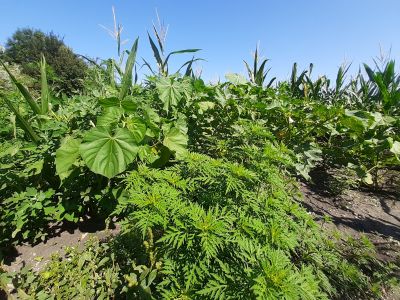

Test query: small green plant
[0,188,59,245]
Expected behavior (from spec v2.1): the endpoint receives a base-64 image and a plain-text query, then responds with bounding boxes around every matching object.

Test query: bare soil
[2,219,120,273]
[300,182,400,264]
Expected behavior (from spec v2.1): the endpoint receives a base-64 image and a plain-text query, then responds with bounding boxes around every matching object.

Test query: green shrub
[115,153,394,299]
[2,28,87,95]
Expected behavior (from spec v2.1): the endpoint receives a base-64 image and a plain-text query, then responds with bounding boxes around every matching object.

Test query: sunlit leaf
[80,127,138,178]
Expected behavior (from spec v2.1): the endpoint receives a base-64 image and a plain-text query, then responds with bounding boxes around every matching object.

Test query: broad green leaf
[56,136,81,180]
[119,38,139,101]
[144,107,161,137]
[98,97,119,108]
[121,98,138,112]
[341,110,373,134]
[79,127,138,178]
[0,142,20,159]
[163,127,188,159]
[97,107,123,128]
[225,73,247,85]
[390,141,400,157]
[156,77,184,112]
[144,107,160,123]
[175,114,188,134]
[126,117,147,143]
[151,146,171,168]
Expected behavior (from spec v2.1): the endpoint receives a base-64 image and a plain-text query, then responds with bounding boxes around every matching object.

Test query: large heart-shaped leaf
[163,127,188,159]
[79,127,138,178]
[56,136,81,180]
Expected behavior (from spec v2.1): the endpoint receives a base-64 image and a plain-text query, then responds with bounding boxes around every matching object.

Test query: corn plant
[243,44,276,87]
[363,60,400,113]
[143,17,201,76]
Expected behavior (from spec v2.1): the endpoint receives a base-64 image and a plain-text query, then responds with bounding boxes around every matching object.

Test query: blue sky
[1,0,399,82]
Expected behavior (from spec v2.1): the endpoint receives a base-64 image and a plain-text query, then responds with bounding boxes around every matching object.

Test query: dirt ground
[2,219,120,273]
[300,182,400,264]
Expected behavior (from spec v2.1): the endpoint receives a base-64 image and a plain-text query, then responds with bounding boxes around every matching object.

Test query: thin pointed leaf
[142,58,156,75]
[266,77,276,88]
[113,59,123,77]
[1,60,41,115]
[119,37,139,100]
[255,59,268,85]
[164,49,201,67]
[0,93,40,143]
[383,60,395,87]
[40,55,50,114]
[363,63,376,82]
[148,32,163,70]
[254,45,258,77]
[290,63,297,92]
[243,60,253,82]
[177,58,205,74]
[152,24,164,53]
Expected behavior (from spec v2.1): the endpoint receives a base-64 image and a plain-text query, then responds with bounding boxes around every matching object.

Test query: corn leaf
[0,93,40,143]
[40,55,50,114]
[1,60,42,115]
[119,37,139,101]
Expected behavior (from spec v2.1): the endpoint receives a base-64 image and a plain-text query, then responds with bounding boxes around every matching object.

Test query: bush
[2,28,87,95]
[9,153,397,299]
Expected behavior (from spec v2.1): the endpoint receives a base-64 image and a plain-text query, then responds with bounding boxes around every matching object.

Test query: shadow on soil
[2,216,116,267]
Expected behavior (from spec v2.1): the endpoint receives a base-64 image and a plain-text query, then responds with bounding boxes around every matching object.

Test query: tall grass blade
[253,46,258,78]
[0,60,42,115]
[119,37,139,101]
[266,77,276,88]
[0,93,40,143]
[291,63,297,91]
[153,24,165,53]
[243,60,253,81]
[164,49,201,66]
[142,58,156,75]
[40,54,50,114]
[148,32,163,71]
[177,58,204,76]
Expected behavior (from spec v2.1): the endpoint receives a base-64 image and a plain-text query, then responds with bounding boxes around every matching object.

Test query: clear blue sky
[1,0,399,82]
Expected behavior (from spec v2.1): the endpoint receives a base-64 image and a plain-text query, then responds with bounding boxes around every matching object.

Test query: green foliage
[145,22,201,76]
[0,188,59,245]
[243,44,276,87]
[12,237,121,299]
[113,154,395,299]
[1,24,399,300]
[79,127,139,178]
[3,28,87,95]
